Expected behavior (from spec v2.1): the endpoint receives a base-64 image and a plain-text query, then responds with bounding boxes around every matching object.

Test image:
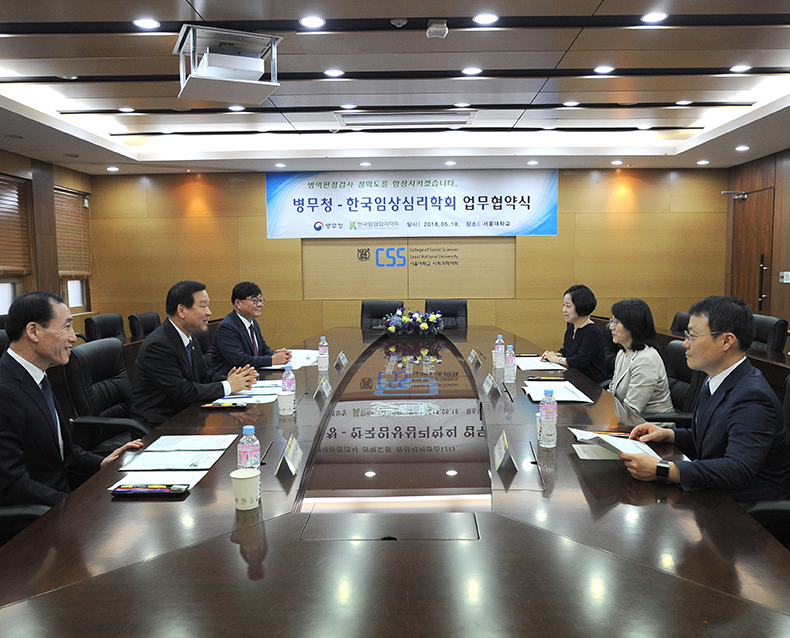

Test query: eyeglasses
[609,317,620,326]
[245,297,264,305]
[683,330,721,342]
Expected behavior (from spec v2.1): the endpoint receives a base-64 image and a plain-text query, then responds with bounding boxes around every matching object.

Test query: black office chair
[425,299,468,330]
[0,328,8,357]
[63,338,150,456]
[128,312,161,341]
[743,373,790,548]
[750,314,789,354]
[361,300,403,330]
[670,311,689,335]
[640,339,704,426]
[84,313,127,344]
[602,320,617,382]
[193,327,213,366]
[0,504,50,547]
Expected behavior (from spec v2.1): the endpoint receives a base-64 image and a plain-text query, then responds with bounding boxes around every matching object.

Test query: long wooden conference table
[1,326,790,636]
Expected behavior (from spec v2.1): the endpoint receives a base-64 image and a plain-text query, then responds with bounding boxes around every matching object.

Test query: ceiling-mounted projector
[173,25,283,105]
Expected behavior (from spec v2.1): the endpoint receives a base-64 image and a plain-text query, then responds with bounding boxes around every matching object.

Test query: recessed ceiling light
[133,18,160,29]
[735,145,750,152]
[541,125,556,130]
[360,162,372,167]
[675,100,692,106]
[697,160,710,165]
[473,14,499,25]
[594,65,615,74]
[364,470,376,478]
[563,101,580,107]
[118,107,135,113]
[527,160,539,166]
[351,127,363,132]
[274,163,286,168]
[257,129,268,133]
[106,166,120,172]
[637,124,652,130]
[445,160,457,166]
[641,12,668,23]
[324,68,345,77]
[57,75,79,80]
[730,64,752,73]
[300,16,326,28]
[454,102,471,108]
[611,160,624,165]
[228,105,245,112]
[448,125,462,130]
[340,103,356,110]
[445,469,459,476]
[462,67,483,76]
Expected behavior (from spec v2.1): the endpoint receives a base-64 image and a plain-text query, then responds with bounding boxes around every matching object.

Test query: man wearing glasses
[622,295,790,502]
[211,281,292,376]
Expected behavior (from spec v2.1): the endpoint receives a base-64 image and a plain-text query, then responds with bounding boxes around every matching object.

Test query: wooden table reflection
[1,326,790,636]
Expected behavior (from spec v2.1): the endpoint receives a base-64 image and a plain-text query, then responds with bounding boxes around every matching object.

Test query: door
[731,188,775,313]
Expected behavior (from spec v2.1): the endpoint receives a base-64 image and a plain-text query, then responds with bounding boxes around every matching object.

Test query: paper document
[572,444,621,461]
[219,394,277,404]
[261,349,318,370]
[121,450,226,471]
[516,358,565,371]
[146,434,237,452]
[523,381,593,403]
[108,471,207,491]
[569,427,661,459]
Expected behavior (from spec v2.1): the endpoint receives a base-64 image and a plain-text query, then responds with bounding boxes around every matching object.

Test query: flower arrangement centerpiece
[383,307,444,336]
[383,341,444,365]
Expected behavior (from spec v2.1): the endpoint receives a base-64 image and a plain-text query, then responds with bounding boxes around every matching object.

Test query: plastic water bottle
[494,334,505,368]
[318,335,329,371]
[538,389,557,449]
[504,345,516,383]
[237,425,260,468]
[282,365,296,392]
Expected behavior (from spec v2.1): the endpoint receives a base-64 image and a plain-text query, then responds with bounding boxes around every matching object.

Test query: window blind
[0,174,32,276]
[54,187,89,277]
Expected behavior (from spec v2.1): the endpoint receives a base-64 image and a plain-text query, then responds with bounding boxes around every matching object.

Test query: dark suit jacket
[0,352,102,506]
[674,359,790,501]
[211,311,275,376]
[558,323,607,384]
[131,320,226,428]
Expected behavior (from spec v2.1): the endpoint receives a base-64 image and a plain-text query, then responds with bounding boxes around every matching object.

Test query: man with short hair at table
[211,281,291,376]
[131,280,257,428]
[0,291,142,506]
[621,295,790,502]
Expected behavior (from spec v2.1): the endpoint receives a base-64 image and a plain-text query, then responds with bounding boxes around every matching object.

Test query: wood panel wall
[87,168,728,351]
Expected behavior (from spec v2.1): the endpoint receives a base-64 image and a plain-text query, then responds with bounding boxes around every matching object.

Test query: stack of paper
[569,428,660,460]
[120,434,237,471]
[262,349,318,370]
[516,357,565,372]
[523,381,592,403]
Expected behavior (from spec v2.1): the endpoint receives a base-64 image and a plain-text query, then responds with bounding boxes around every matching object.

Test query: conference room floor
[1,326,789,637]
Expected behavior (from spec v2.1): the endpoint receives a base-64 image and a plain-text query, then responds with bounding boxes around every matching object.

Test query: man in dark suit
[0,292,142,506]
[211,281,291,376]
[131,280,257,429]
[623,296,790,501]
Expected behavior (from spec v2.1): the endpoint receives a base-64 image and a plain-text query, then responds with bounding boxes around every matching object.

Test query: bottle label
[238,443,260,468]
[282,378,296,392]
[539,404,557,420]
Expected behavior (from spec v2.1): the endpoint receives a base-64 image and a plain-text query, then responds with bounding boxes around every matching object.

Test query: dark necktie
[186,339,193,366]
[250,325,259,356]
[695,380,711,422]
[40,375,58,425]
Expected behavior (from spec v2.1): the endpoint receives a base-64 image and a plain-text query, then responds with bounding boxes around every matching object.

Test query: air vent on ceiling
[335,110,477,129]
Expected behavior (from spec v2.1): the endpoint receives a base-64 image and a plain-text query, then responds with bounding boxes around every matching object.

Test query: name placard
[467,349,482,372]
[313,376,333,399]
[275,434,303,476]
[334,351,348,372]
[493,431,518,472]
[482,373,501,398]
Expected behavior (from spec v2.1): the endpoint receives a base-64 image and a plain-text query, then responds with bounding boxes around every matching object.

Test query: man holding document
[621,296,790,502]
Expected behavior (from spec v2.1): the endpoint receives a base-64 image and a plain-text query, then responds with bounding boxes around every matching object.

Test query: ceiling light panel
[335,110,477,129]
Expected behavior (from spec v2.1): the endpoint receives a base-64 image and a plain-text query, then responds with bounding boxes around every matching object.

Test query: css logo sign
[376,247,406,267]
[313,221,324,231]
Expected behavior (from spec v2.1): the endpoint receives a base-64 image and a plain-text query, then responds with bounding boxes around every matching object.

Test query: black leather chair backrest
[193,327,213,365]
[751,314,789,354]
[665,339,704,413]
[63,338,132,420]
[361,300,403,330]
[84,313,126,344]
[128,312,161,341]
[670,311,689,334]
[783,374,790,448]
[425,299,468,330]
[0,329,8,357]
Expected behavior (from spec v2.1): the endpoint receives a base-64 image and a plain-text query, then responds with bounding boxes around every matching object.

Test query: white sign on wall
[266,170,558,238]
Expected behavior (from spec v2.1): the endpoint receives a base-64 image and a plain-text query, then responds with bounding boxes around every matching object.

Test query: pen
[516,353,539,357]
[587,430,630,438]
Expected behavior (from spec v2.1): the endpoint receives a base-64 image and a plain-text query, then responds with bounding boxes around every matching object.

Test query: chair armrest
[599,378,612,389]
[742,499,790,547]
[0,504,51,520]
[639,412,693,427]
[70,416,151,439]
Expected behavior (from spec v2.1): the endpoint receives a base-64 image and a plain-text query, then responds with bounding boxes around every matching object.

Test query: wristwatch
[655,461,671,483]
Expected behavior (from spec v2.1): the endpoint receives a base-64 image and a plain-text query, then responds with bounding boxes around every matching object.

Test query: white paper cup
[277,390,295,415]
[229,468,261,510]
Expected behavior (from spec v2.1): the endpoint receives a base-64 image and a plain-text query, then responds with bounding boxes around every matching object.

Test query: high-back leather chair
[84,313,127,344]
[641,339,704,426]
[670,311,689,335]
[128,312,161,342]
[193,327,213,366]
[425,299,468,330]
[0,329,8,357]
[751,314,789,354]
[361,300,403,330]
[0,504,51,547]
[63,338,149,455]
